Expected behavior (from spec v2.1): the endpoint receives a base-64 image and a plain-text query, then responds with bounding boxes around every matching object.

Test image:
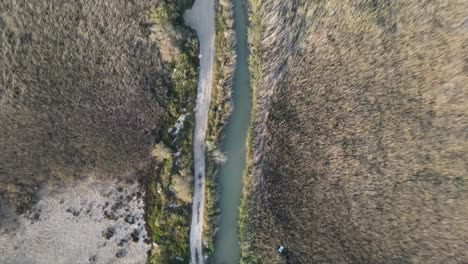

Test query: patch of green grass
[239,0,263,263]
[207,0,235,142]
[145,1,198,263]
[203,0,236,258]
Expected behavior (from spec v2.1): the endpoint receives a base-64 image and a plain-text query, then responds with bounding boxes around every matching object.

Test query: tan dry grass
[0,0,168,211]
[243,0,468,263]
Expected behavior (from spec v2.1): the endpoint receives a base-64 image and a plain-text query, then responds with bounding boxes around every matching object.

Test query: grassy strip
[203,0,236,258]
[145,1,199,263]
[239,0,263,263]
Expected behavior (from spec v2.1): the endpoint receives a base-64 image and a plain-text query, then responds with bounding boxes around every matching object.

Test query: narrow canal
[213,0,252,262]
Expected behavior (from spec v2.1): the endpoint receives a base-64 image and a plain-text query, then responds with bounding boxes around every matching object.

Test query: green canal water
[213,0,252,263]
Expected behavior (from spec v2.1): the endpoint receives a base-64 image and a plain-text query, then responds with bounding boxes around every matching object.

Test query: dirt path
[184,0,215,263]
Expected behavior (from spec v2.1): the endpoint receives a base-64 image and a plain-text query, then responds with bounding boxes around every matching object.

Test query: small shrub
[152,143,172,163]
[210,149,227,164]
[172,175,192,203]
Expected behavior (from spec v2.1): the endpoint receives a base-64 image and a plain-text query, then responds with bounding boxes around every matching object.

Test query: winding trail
[184,0,215,263]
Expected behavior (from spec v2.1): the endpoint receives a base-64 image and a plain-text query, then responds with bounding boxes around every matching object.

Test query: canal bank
[213,0,252,262]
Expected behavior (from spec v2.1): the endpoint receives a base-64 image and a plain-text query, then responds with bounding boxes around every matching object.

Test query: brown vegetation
[242,0,468,263]
[0,0,170,212]
[0,0,199,262]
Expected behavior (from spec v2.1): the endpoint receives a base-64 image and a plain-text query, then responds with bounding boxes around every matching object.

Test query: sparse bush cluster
[242,0,468,263]
[152,144,172,163]
[144,0,199,263]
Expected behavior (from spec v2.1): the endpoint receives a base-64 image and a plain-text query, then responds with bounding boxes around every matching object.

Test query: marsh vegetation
[242,0,468,263]
[0,0,167,213]
[0,0,198,262]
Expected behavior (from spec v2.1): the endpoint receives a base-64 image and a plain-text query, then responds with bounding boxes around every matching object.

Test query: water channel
[213,0,252,262]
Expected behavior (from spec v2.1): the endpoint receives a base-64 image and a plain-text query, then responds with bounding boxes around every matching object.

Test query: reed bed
[242,0,468,263]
